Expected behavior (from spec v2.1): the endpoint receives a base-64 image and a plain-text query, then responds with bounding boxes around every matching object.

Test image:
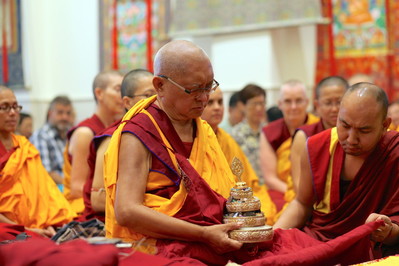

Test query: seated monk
[274,82,399,258]
[289,76,349,200]
[0,86,76,237]
[200,86,277,225]
[81,69,155,221]
[260,80,319,211]
[63,70,124,214]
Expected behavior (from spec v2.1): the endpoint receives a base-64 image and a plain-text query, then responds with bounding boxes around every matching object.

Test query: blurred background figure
[30,96,74,191]
[388,100,399,131]
[232,84,267,182]
[219,91,245,134]
[266,106,283,123]
[16,112,33,139]
[348,73,374,86]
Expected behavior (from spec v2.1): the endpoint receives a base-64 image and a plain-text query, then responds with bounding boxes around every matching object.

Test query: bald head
[153,40,211,77]
[343,82,388,119]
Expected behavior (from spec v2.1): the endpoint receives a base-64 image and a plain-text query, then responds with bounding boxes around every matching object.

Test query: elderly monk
[288,76,349,202]
[104,40,248,265]
[260,80,319,210]
[81,69,155,221]
[63,70,124,214]
[201,87,277,225]
[275,82,399,259]
[0,86,75,237]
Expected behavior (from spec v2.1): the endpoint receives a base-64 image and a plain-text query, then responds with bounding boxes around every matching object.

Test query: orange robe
[0,134,76,228]
[63,114,105,214]
[104,96,236,251]
[216,128,276,224]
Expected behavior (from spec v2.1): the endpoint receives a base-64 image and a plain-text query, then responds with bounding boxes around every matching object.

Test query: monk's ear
[94,87,103,102]
[152,76,164,95]
[383,117,392,131]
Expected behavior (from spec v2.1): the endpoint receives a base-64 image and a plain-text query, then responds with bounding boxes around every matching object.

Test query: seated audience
[82,69,155,221]
[0,86,75,237]
[15,112,33,139]
[289,76,349,201]
[260,80,319,210]
[231,84,267,182]
[30,96,74,191]
[63,70,124,214]
[219,91,244,134]
[201,87,276,224]
[275,82,399,257]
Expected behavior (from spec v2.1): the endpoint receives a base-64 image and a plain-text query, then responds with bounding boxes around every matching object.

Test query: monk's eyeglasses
[0,104,23,113]
[158,75,219,96]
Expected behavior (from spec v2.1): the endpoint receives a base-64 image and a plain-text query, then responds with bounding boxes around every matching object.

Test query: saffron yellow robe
[104,96,236,250]
[216,128,276,225]
[0,134,76,228]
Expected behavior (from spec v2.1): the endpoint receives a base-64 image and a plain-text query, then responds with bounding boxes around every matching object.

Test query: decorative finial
[231,156,244,182]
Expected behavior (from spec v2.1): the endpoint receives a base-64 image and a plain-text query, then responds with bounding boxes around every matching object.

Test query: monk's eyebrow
[339,118,372,130]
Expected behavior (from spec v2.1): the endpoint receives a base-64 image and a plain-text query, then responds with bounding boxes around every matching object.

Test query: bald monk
[260,80,319,210]
[82,69,155,221]
[63,70,124,214]
[288,76,349,201]
[275,82,399,258]
[104,40,248,265]
[0,86,75,237]
[201,87,277,225]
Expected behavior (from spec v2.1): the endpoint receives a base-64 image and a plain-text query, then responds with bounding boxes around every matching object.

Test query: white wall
[18,1,317,130]
[20,0,99,130]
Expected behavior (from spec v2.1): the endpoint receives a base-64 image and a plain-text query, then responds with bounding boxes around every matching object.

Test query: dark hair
[315,76,349,99]
[19,112,31,126]
[347,82,388,119]
[239,84,266,104]
[121,69,153,98]
[228,92,242,108]
[267,106,283,122]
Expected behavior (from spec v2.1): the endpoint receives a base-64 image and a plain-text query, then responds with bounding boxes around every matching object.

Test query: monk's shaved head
[153,40,211,77]
[343,82,388,120]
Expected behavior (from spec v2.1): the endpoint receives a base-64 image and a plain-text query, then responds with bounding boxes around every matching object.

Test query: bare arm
[114,133,242,254]
[90,137,111,213]
[259,133,287,192]
[274,144,314,229]
[68,127,94,199]
[0,213,16,224]
[290,130,307,193]
[49,171,64,184]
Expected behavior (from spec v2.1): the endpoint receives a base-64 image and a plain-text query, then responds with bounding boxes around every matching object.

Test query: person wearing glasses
[287,76,348,205]
[260,80,319,213]
[103,40,247,264]
[30,96,74,191]
[0,86,75,238]
[63,70,124,215]
[80,69,155,222]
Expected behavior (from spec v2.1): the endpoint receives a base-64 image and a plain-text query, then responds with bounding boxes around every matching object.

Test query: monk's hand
[366,213,393,243]
[201,223,243,254]
[27,226,56,238]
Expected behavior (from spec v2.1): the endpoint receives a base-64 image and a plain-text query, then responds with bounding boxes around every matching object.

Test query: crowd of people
[1,39,399,265]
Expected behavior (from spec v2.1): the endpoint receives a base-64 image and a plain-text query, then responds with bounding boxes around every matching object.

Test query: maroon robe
[304,129,399,256]
[81,120,121,222]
